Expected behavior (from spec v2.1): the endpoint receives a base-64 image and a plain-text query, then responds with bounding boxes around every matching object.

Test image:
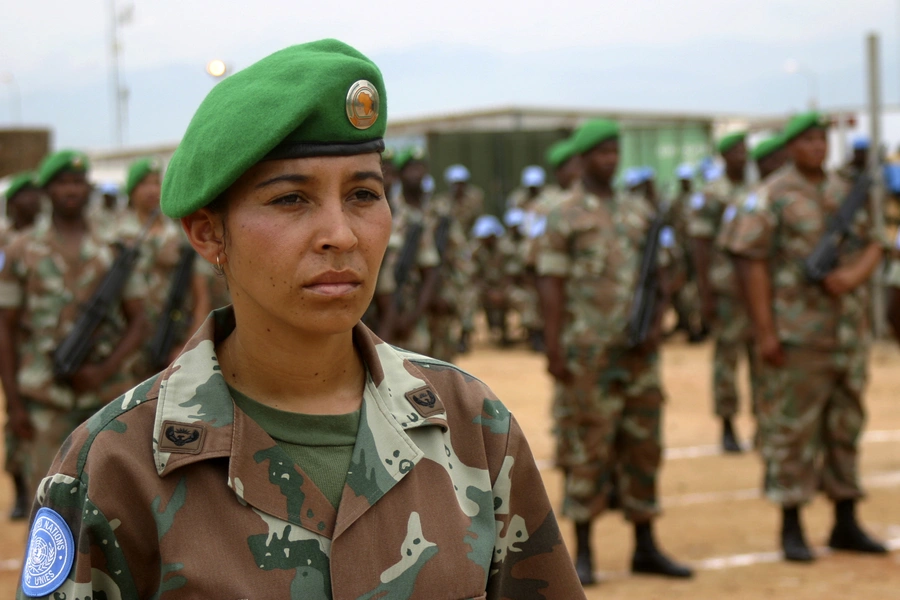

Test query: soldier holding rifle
[537,119,692,585]
[727,112,888,562]
[0,150,146,502]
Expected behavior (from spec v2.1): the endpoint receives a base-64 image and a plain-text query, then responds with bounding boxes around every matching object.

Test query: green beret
[782,111,829,145]
[716,131,746,155]
[126,157,162,195]
[161,39,388,219]
[571,119,620,155]
[5,171,37,200]
[394,147,427,171]
[37,150,90,187]
[546,138,577,169]
[751,135,786,162]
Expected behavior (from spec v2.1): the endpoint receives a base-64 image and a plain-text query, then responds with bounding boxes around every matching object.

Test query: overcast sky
[1,0,898,149]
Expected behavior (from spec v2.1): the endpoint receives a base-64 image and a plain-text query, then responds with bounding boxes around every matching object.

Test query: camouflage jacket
[472,237,518,290]
[725,164,876,350]
[687,176,748,297]
[20,307,583,600]
[535,183,665,348]
[0,219,145,409]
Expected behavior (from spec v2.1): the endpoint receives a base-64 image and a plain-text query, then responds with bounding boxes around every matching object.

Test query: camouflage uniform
[726,164,877,506]
[0,219,145,499]
[376,197,440,355]
[536,184,665,523]
[118,212,197,378]
[19,307,585,599]
[667,190,702,335]
[430,184,485,238]
[688,178,759,419]
[425,204,468,363]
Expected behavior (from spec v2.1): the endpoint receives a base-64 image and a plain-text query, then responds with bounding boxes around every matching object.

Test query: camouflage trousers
[758,345,867,506]
[20,397,97,501]
[557,345,663,524]
[508,284,541,331]
[428,313,459,363]
[713,295,760,419]
[4,428,23,476]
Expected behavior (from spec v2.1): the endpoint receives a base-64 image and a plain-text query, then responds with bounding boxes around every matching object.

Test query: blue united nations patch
[659,226,675,248]
[743,193,758,211]
[723,205,737,224]
[690,192,705,210]
[0,249,5,272]
[22,507,75,597]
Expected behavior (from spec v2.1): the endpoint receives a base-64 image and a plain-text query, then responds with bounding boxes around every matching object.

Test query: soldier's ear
[181,207,227,269]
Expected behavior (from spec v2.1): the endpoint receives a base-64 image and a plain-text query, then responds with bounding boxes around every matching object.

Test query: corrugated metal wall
[424,122,712,216]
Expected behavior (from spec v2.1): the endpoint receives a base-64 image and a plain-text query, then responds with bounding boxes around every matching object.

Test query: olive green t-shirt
[228,386,360,509]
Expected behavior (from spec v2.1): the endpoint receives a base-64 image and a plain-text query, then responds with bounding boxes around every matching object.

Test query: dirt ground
[1,333,899,599]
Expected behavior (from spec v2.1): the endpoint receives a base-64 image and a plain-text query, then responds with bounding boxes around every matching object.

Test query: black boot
[781,506,815,562]
[9,474,27,521]
[528,329,545,353]
[574,521,595,586]
[631,522,694,578]
[721,418,742,454]
[457,330,470,355]
[828,499,888,554]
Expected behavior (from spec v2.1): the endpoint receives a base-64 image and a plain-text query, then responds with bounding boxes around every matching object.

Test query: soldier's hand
[7,404,34,441]
[757,333,785,367]
[546,350,572,384]
[70,363,109,393]
[822,268,854,297]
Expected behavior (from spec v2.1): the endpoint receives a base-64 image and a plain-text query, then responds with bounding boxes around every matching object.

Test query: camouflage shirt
[687,176,748,297]
[19,307,583,600]
[725,164,875,350]
[430,185,485,237]
[0,219,145,409]
[536,183,663,348]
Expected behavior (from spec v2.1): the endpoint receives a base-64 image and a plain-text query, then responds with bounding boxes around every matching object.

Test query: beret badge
[345,80,379,130]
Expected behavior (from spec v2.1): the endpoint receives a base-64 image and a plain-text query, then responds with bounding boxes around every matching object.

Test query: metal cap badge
[346,80,379,130]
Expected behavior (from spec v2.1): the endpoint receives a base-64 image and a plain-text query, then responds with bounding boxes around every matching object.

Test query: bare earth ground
[1,334,899,599]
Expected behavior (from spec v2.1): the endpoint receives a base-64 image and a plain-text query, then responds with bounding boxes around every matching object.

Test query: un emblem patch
[22,507,75,597]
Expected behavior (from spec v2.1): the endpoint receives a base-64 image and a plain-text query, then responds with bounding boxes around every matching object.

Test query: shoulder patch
[743,193,758,211]
[22,507,75,597]
[659,225,675,248]
[690,192,705,210]
[0,249,5,272]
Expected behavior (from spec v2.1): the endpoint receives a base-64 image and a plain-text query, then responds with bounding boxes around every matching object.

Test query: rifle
[627,213,667,349]
[147,243,197,371]
[803,174,872,282]
[392,221,424,309]
[53,210,159,381]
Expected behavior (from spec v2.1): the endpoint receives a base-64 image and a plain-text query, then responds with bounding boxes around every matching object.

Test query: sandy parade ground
[1,332,898,599]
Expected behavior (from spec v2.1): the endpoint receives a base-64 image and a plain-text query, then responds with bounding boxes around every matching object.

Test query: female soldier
[120,158,210,377]
[19,40,583,600]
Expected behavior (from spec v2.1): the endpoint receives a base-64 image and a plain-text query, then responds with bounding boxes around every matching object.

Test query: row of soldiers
[0,151,228,520]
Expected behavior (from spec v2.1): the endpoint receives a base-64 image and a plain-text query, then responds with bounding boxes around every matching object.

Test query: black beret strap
[264,138,385,161]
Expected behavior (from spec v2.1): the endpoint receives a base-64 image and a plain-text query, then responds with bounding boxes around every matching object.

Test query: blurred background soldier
[374,148,442,355]
[0,172,42,519]
[667,163,706,342]
[470,214,517,346]
[0,150,147,502]
[119,158,210,378]
[727,112,888,562]
[838,136,869,182]
[91,181,123,242]
[689,131,756,453]
[537,119,692,585]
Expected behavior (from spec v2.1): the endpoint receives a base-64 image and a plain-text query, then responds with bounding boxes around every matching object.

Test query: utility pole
[108,0,132,146]
[867,32,886,338]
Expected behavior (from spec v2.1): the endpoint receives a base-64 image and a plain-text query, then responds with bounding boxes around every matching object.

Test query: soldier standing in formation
[727,112,888,562]
[537,119,693,585]
[689,131,758,453]
[119,158,211,378]
[1,172,42,520]
[0,151,147,503]
[668,163,706,342]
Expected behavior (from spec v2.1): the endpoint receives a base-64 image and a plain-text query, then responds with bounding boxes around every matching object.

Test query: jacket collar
[149,307,448,537]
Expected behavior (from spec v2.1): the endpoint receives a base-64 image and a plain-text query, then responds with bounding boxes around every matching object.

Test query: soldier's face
[582,139,619,183]
[9,187,41,226]
[45,171,91,220]
[722,141,747,170]
[789,128,828,170]
[130,172,161,215]
[186,153,391,336]
[555,156,582,189]
[400,161,428,191]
